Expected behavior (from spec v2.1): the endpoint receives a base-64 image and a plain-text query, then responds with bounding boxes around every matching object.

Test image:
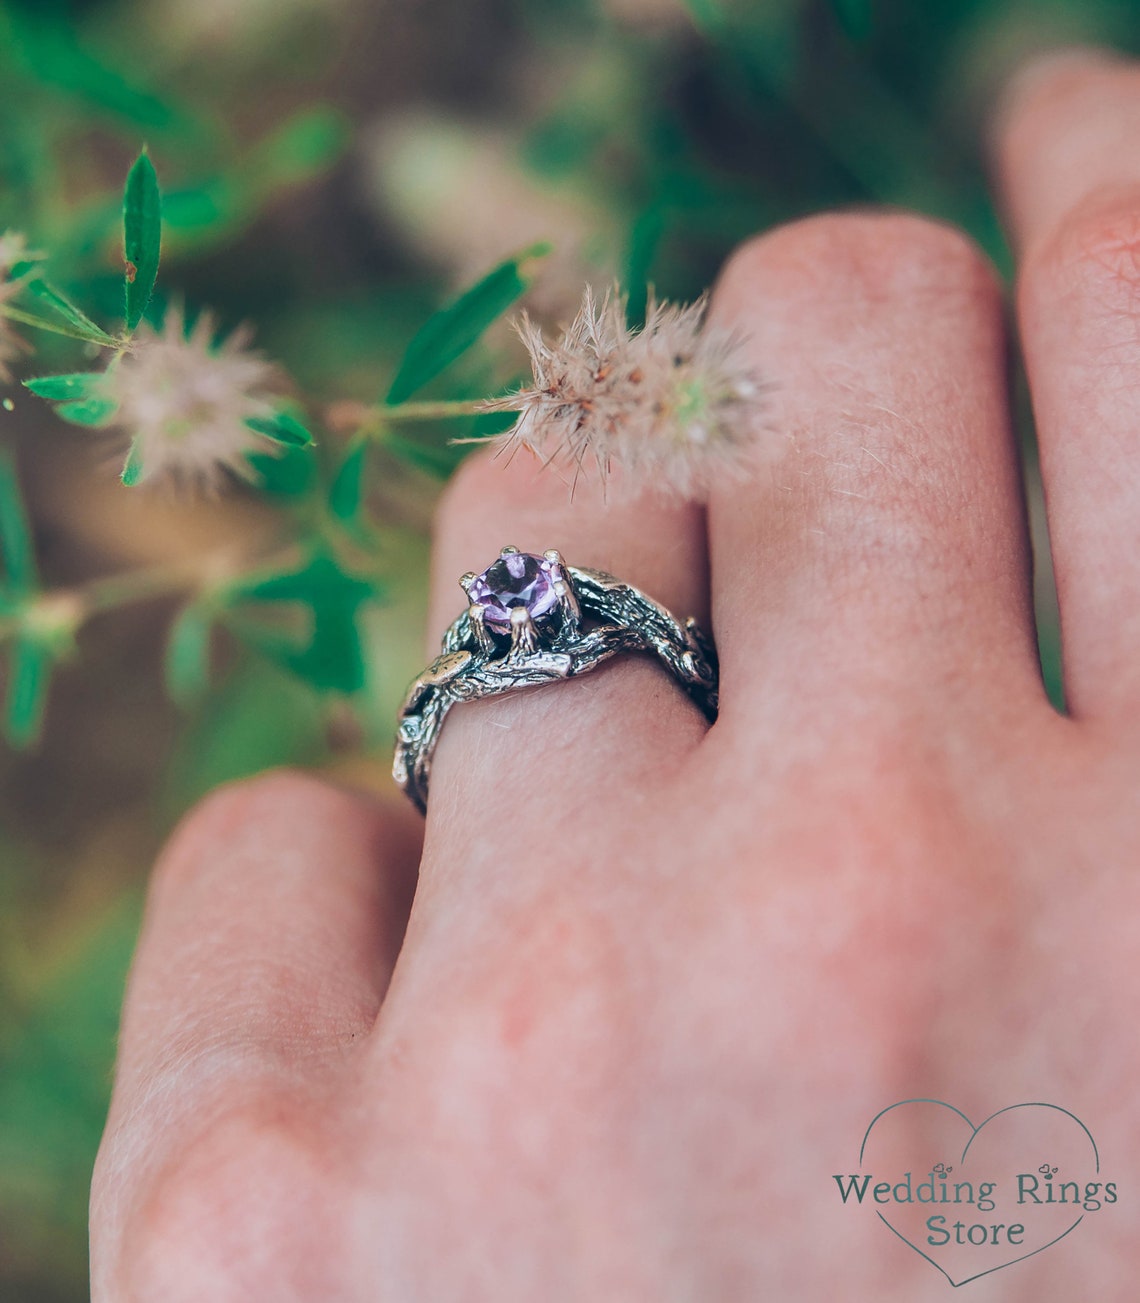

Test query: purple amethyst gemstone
[468,552,561,632]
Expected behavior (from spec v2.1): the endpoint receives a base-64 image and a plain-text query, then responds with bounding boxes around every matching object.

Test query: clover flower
[102,304,288,488]
[481,289,760,498]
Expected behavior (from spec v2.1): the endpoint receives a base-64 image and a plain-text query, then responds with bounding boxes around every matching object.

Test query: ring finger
[415,443,709,890]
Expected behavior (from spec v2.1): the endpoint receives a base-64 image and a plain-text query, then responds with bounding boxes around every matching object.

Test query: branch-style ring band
[393,546,718,813]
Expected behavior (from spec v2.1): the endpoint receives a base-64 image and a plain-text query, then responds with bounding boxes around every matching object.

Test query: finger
[419,445,708,869]
[105,769,419,1111]
[92,770,420,1295]
[705,212,1043,752]
[994,49,1140,722]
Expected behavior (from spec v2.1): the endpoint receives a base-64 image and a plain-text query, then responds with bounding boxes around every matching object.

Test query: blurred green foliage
[0,0,1114,1294]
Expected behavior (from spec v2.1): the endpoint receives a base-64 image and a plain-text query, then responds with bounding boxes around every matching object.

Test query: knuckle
[211,765,340,815]
[432,435,576,546]
[152,768,353,896]
[433,444,515,531]
[996,51,1113,157]
[118,1106,342,1302]
[723,210,996,308]
[1026,194,1140,310]
[180,766,330,833]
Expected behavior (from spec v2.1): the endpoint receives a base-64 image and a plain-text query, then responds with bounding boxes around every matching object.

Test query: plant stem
[79,556,214,616]
[0,541,309,649]
[387,399,485,420]
[352,398,486,437]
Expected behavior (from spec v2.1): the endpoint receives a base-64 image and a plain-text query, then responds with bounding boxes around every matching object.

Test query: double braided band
[393,547,718,813]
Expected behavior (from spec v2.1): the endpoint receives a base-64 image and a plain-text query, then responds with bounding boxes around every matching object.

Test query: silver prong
[545,552,581,632]
[468,603,494,653]
[500,545,520,556]
[509,604,538,655]
[459,571,477,595]
[555,580,581,631]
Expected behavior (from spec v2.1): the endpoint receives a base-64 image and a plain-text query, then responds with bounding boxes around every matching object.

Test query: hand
[91,50,1140,1300]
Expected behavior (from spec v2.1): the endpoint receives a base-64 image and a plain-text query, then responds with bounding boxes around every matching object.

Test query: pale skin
[91,51,1140,1298]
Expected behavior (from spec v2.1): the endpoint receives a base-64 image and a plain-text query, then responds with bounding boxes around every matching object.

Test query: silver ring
[393,546,718,813]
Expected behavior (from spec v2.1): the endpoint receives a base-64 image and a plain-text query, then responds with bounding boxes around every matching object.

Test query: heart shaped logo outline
[859,1099,1100,1288]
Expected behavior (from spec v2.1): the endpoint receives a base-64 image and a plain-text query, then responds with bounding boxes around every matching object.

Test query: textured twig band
[393,549,718,813]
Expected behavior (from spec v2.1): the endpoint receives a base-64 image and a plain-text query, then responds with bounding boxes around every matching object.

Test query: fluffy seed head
[0,231,39,271]
[481,288,760,498]
[102,304,287,488]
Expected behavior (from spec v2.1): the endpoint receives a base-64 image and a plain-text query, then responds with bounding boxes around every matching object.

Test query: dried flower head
[481,288,760,498]
[0,230,40,383]
[0,231,41,271]
[102,304,288,488]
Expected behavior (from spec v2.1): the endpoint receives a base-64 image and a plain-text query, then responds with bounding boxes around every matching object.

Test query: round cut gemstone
[469,552,560,632]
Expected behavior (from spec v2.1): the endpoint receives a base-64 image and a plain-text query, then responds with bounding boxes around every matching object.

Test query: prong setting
[465,548,560,636]
[543,549,581,633]
[468,602,494,653]
[508,604,539,655]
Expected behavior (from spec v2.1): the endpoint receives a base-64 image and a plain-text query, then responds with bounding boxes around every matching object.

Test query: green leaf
[120,440,144,486]
[233,549,380,694]
[123,151,162,331]
[6,9,188,134]
[680,0,797,93]
[238,549,375,614]
[13,277,117,347]
[56,397,118,427]
[165,604,213,707]
[23,373,105,401]
[163,660,327,812]
[160,183,238,234]
[4,637,51,749]
[384,431,468,481]
[246,445,317,499]
[328,438,367,521]
[252,106,350,188]
[624,205,666,328]
[0,303,116,347]
[681,0,730,37]
[25,363,113,422]
[385,242,551,406]
[245,411,314,448]
[827,0,872,40]
[0,452,35,596]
